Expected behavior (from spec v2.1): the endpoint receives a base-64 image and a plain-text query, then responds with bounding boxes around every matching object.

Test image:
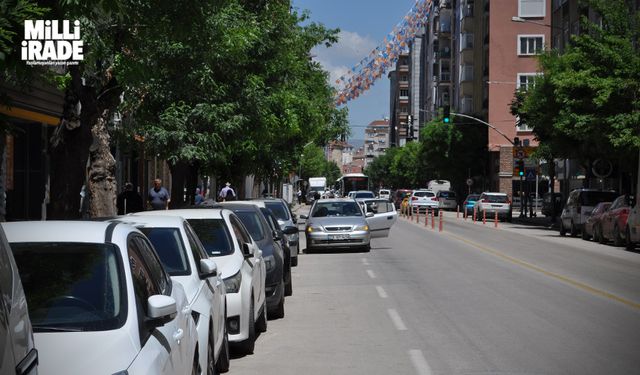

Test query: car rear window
[484,195,508,203]
[187,219,234,256]
[439,191,456,198]
[580,191,618,206]
[355,192,375,198]
[264,202,290,221]
[139,228,190,276]
[11,242,127,332]
[414,191,435,198]
[465,194,480,202]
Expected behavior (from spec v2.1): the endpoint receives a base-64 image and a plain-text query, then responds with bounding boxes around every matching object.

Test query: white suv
[123,215,229,373]
[473,192,513,222]
[409,189,438,213]
[141,209,267,354]
[3,221,198,375]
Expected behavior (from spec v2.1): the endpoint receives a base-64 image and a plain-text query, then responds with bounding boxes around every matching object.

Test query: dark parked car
[542,192,564,217]
[583,202,611,241]
[220,202,286,319]
[599,194,635,246]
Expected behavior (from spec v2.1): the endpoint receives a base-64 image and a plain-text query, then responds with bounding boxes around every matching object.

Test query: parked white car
[140,209,267,354]
[3,221,198,375]
[122,215,229,373]
[408,189,438,214]
[473,192,513,222]
[0,225,38,375]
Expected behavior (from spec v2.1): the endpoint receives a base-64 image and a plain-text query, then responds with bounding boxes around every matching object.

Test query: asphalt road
[229,207,640,375]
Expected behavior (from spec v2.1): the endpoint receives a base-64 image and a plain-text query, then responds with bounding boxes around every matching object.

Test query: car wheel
[238,298,256,355]
[285,273,293,296]
[598,225,607,244]
[625,226,635,251]
[272,294,285,319]
[570,222,578,237]
[215,328,230,373]
[290,256,298,267]
[255,301,268,333]
[207,327,218,375]
[192,349,200,375]
[613,225,624,247]
[559,222,566,236]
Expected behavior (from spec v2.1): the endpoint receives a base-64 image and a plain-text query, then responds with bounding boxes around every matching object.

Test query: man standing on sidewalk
[148,178,170,210]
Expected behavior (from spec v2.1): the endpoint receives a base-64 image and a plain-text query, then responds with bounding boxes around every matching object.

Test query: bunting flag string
[334,0,433,106]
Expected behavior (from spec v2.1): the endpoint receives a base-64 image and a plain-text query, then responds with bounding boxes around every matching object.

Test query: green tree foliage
[513,0,639,163]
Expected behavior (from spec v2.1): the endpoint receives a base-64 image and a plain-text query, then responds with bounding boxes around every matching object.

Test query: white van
[427,180,451,194]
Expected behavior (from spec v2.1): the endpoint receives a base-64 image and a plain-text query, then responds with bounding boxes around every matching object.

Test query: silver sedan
[301,199,372,252]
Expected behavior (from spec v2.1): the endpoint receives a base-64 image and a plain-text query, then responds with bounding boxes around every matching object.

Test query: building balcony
[460,65,474,82]
[461,96,474,114]
[460,33,474,51]
[399,80,409,88]
[461,4,474,31]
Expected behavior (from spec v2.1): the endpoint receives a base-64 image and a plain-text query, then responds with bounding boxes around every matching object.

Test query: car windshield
[264,202,290,221]
[11,242,126,332]
[139,228,190,276]
[484,195,508,203]
[355,191,375,198]
[312,201,363,217]
[234,211,265,241]
[439,191,456,198]
[465,194,480,202]
[580,191,618,206]
[187,219,234,256]
[413,191,434,198]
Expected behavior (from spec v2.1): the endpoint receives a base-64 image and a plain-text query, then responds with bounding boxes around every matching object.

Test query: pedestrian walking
[117,182,143,214]
[148,178,170,210]
[219,182,236,202]
[297,188,302,204]
[194,188,204,205]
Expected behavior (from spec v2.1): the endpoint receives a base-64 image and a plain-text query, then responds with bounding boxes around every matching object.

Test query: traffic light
[443,105,451,123]
[516,159,525,177]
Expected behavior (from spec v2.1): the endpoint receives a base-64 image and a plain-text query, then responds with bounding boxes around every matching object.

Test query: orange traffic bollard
[439,210,443,232]
[416,209,420,224]
[473,207,477,223]
[457,205,460,219]
[495,211,498,228]
[425,208,429,227]
[431,210,435,230]
[482,210,486,225]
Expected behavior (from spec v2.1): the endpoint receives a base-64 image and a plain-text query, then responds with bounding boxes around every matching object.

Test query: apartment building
[388,54,411,147]
[364,119,390,166]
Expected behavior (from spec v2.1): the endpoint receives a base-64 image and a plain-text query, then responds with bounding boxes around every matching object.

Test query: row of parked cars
[558,189,638,249]
[1,198,300,375]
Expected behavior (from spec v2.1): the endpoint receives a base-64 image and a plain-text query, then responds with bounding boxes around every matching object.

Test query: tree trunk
[48,69,94,219]
[87,110,117,217]
[169,161,186,208]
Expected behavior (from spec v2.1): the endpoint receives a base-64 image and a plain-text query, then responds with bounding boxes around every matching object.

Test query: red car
[583,202,611,241]
[599,194,635,246]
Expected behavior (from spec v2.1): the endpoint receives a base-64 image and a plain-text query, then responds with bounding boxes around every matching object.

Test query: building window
[518,35,544,55]
[518,0,545,17]
[400,75,408,82]
[460,65,474,81]
[517,73,538,91]
[461,96,473,114]
[399,90,409,98]
[460,33,474,50]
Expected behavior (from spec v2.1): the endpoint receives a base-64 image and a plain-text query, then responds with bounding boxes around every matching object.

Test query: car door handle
[173,329,184,343]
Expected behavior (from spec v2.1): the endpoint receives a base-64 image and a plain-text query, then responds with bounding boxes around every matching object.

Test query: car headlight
[287,232,299,242]
[306,225,323,233]
[223,270,242,293]
[264,255,276,272]
[354,224,369,231]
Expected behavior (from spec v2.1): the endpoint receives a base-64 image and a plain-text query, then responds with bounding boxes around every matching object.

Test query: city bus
[335,173,369,197]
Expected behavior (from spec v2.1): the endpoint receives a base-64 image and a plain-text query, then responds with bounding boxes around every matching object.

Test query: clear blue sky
[291,0,418,141]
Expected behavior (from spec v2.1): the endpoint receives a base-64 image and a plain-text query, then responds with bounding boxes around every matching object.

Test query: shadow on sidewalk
[511,214,559,231]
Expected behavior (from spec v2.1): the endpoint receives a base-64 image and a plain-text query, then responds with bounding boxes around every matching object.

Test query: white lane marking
[387,308,407,331]
[376,285,388,299]
[366,269,376,279]
[409,350,433,375]
[361,257,370,266]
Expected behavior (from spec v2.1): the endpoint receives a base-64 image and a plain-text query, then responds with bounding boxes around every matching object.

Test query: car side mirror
[299,214,308,219]
[146,295,177,327]
[242,242,252,258]
[282,226,298,235]
[273,230,282,241]
[199,258,218,279]
[366,212,374,218]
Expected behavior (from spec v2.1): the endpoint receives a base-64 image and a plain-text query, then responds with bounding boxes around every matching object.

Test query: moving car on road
[3,221,198,375]
[122,215,229,373]
[463,194,481,216]
[141,209,267,355]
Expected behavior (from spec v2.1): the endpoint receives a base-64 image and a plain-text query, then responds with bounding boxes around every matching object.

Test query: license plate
[330,234,350,240]
[492,204,502,208]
